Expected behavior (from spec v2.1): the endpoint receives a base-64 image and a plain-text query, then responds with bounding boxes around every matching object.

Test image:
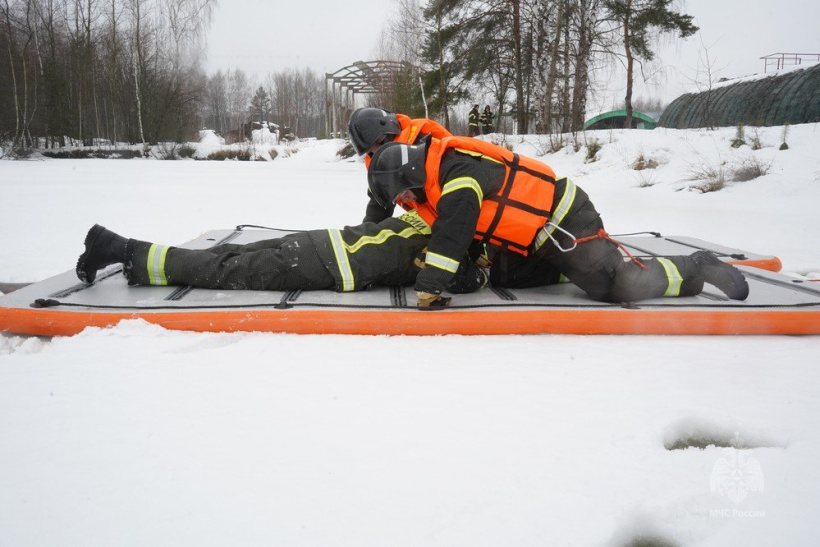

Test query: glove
[415,291,452,309]
[414,247,428,270]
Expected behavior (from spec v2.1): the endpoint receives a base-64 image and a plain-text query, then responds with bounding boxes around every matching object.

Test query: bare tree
[603,0,697,128]
[684,34,726,130]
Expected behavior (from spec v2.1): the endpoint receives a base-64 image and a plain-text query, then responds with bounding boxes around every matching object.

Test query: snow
[2,125,820,545]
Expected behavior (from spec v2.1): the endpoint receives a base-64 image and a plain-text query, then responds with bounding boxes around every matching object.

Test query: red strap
[574,229,649,270]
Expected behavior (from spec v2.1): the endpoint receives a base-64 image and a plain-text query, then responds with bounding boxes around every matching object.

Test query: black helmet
[348,107,402,156]
[367,141,428,208]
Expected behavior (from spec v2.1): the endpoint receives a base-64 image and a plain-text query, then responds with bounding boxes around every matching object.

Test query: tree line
[376,0,696,134]
[0,0,329,150]
[1,0,217,148]
[1,0,698,150]
[205,67,326,141]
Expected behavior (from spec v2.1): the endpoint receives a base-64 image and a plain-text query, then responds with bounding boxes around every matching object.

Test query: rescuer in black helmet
[348,106,453,224]
[348,107,402,157]
[367,141,428,209]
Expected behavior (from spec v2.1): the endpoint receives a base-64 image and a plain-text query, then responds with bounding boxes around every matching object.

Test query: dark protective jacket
[468,108,480,135]
[481,109,494,133]
[309,211,433,291]
[409,136,559,294]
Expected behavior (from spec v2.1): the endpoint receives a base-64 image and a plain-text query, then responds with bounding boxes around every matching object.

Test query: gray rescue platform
[1,228,818,336]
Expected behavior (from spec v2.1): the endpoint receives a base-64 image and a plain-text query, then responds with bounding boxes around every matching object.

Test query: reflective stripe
[534,178,577,251]
[425,251,460,273]
[146,243,169,286]
[345,227,419,253]
[328,229,355,291]
[453,148,503,164]
[657,257,683,297]
[441,176,483,205]
[398,210,432,235]
[328,226,423,291]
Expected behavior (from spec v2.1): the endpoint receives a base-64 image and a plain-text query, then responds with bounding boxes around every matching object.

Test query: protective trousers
[124,233,335,291]
[532,185,704,303]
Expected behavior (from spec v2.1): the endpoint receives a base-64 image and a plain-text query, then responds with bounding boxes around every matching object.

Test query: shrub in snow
[688,159,728,193]
[336,143,355,159]
[9,147,37,159]
[730,123,746,148]
[585,138,602,162]
[749,128,763,150]
[43,149,93,159]
[207,149,251,161]
[632,154,659,170]
[157,143,180,160]
[634,169,658,188]
[177,144,196,158]
[780,122,790,150]
[732,154,772,182]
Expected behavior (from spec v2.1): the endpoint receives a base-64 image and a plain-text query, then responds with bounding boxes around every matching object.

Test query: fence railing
[760,53,820,73]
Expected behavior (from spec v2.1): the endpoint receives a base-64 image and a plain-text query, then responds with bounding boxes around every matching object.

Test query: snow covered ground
[2,125,820,545]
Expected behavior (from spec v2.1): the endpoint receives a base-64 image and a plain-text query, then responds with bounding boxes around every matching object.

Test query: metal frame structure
[760,53,820,73]
[325,60,413,138]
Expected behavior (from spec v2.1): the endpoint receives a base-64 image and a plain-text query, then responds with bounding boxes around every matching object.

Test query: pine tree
[603,0,698,128]
[249,86,270,123]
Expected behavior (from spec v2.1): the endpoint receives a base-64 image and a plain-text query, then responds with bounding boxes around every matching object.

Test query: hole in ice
[621,537,679,547]
[663,417,786,451]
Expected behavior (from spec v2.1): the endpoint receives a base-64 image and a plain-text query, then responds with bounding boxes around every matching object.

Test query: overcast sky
[205,0,820,108]
[205,0,395,78]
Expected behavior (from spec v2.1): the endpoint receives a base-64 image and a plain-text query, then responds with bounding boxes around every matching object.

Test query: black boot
[76,224,129,283]
[691,250,750,300]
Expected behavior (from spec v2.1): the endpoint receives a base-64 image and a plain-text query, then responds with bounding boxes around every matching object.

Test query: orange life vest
[421,136,557,255]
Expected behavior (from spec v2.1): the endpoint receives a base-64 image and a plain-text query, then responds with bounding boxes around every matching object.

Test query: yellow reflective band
[454,148,503,164]
[657,257,683,297]
[409,126,419,142]
[328,229,355,291]
[146,243,169,286]
[535,178,577,251]
[425,251,460,273]
[344,228,419,253]
[441,176,483,206]
[398,209,432,235]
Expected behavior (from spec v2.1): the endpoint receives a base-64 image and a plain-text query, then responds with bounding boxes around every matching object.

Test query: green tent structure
[658,63,820,128]
[583,110,657,130]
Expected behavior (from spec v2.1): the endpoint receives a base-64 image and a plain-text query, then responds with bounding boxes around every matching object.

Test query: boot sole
[76,224,106,283]
[695,251,750,300]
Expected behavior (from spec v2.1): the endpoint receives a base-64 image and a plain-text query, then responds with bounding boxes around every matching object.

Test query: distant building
[658,63,820,128]
[583,110,657,130]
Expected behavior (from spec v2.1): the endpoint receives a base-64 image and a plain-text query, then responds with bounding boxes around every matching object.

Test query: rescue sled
[1,228,818,336]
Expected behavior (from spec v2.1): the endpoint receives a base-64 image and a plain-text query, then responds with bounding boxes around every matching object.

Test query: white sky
[637,0,820,103]
[204,0,820,107]
[204,0,395,78]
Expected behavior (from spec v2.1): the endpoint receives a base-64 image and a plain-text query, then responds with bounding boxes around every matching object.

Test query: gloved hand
[415,291,452,309]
